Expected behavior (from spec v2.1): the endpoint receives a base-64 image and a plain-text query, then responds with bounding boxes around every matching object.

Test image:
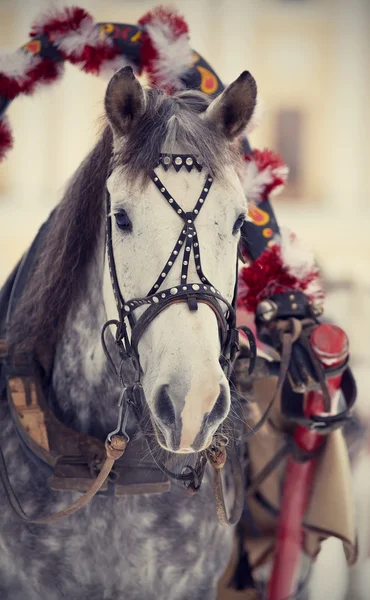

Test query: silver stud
[187,219,192,224]
[170,287,178,295]
[208,177,212,182]
[183,230,186,234]
[188,234,193,238]
[202,278,206,282]
[182,286,187,290]
[203,286,207,290]
[168,261,173,266]
[256,299,278,323]
[174,250,178,255]
[154,284,159,288]
[210,287,215,293]
[154,177,158,181]
[200,199,204,203]
[195,254,199,259]
[197,266,201,270]
[161,273,166,277]
[164,156,171,165]
[178,209,182,214]
[192,284,200,291]
[182,275,186,279]
[175,157,182,165]
[179,240,183,245]
[194,243,199,247]
[161,187,165,192]
[194,209,199,214]
[153,297,159,303]
[186,157,193,166]
[124,305,130,312]
[169,198,174,204]
[186,247,190,251]
[204,188,208,192]
[161,293,166,298]
[183,261,188,265]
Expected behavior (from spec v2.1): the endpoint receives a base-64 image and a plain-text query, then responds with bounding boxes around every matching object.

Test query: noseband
[102,153,256,492]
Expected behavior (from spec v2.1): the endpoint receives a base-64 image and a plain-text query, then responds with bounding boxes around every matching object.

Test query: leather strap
[207,438,245,527]
[0,435,126,524]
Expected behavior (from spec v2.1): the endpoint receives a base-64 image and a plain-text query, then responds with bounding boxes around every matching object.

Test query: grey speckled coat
[0,256,234,600]
[0,80,260,599]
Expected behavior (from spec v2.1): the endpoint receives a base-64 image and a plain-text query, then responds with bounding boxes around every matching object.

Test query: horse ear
[205,71,257,140]
[105,66,145,137]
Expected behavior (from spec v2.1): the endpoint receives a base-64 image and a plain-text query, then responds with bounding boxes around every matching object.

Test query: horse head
[102,67,257,454]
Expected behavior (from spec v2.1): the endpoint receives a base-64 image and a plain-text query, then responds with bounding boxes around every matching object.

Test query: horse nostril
[207,386,229,426]
[154,385,176,427]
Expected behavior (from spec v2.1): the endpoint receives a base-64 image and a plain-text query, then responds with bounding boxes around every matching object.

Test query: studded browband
[157,153,203,172]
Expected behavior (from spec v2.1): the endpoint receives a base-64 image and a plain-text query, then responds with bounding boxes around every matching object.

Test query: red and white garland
[237,151,324,314]
[138,7,192,91]
[238,227,325,314]
[0,5,194,162]
[241,148,289,203]
[0,4,323,318]
[0,116,12,162]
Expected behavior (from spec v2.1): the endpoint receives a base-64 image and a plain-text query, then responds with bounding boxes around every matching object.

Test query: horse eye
[233,215,245,234]
[114,211,132,232]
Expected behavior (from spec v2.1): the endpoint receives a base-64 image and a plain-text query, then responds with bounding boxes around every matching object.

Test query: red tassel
[139,6,188,88]
[62,45,117,74]
[0,118,13,162]
[238,244,319,313]
[30,7,91,38]
[139,6,188,37]
[243,149,288,200]
[0,59,61,99]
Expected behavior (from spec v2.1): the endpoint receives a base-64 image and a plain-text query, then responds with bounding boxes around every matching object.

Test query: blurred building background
[0,0,369,414]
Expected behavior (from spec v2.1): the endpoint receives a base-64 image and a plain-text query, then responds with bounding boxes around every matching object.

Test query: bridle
[0,152,257,526]
[102,152,256,494]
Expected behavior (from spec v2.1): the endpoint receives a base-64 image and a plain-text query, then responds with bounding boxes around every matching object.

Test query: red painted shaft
[267,324,348,600]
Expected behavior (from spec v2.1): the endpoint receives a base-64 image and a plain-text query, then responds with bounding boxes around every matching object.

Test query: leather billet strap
[0,432,127,525]
[282,367,356,433]
[243,315,356,437]
[208,437,245,527]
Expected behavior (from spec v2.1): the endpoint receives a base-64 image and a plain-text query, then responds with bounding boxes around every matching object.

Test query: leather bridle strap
[0,434,127,524]
[129,291,234,362]
[104,164,244,380]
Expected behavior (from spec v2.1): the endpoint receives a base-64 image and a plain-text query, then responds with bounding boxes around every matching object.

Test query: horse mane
[8,126,113,357]
[8,88,238,359]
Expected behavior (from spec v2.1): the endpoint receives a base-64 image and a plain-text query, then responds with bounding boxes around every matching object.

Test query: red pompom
[238,241,321,313]
[139,6,188,36]
[0,117,13,162]
[30,6,91,38]
[242,149,288,202]
[0,58,61,99]
[27,58,63,90]
[138,6,189,89]
[63,45,117,74]
[0,73,23,100]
